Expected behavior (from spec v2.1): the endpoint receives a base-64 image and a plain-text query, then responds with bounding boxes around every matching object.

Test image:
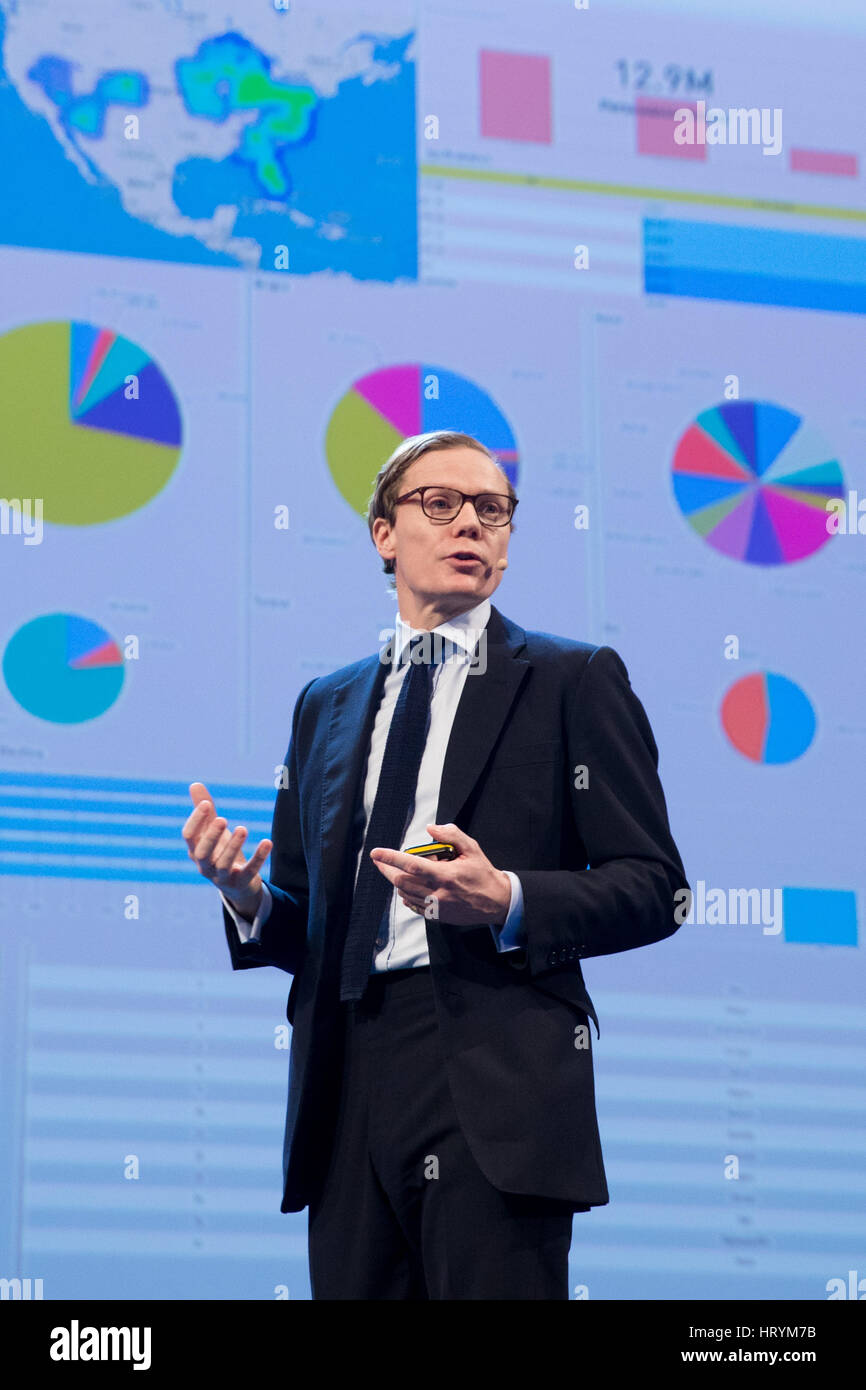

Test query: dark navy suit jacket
[223,604,689,1212]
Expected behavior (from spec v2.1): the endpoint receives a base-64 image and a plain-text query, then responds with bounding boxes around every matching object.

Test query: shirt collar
[394,595,491,665]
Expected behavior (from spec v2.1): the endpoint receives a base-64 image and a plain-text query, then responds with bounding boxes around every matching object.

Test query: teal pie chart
[3,613,125,723]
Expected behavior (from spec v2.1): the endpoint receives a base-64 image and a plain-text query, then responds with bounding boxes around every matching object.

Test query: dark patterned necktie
[340,634,435,1001]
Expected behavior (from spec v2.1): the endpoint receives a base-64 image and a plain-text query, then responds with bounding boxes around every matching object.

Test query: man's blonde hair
[366,429,517,584]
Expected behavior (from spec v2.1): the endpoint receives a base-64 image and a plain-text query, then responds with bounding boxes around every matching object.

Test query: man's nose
[452,500,482,529]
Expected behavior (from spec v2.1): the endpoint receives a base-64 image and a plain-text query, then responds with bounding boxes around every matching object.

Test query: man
[183,428,688,1300]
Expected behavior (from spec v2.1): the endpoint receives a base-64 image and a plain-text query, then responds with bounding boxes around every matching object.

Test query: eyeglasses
[393,486,518,527]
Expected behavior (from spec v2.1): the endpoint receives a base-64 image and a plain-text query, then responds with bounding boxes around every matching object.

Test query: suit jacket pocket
[492,739,560,770]
[530,971,600,1038]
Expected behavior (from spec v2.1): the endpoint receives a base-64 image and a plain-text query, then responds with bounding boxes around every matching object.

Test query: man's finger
[371,847,443,878]
[212,825,247,873]
[427,821,471,850]
[194,815,227,863]
[218,834,271,886]
[189,781,215,810]
[245,838,272,876]
[182,798,212,843]
[372,852,443,893]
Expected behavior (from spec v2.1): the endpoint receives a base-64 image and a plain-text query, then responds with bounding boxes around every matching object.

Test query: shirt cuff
[220,882,273,944]
[489,871,526,953]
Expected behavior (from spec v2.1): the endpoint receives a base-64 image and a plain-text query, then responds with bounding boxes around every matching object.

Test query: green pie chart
[0,320,183,525]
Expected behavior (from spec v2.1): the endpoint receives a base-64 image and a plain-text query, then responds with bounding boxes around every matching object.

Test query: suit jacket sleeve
[222,677,317,976]
[516,645,688,975]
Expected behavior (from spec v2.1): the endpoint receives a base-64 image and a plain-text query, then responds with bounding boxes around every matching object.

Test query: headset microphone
[495,558,508,569]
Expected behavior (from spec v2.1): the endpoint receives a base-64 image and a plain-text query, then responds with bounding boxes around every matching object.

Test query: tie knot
[403,631,454,667]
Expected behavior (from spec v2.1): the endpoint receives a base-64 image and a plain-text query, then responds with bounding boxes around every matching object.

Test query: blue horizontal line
[29,1118,276,1143]
[0,862,203,884]
[0,794,275,817]
[28,1163,276,1189]
[645,265,866,314]
[0,770,277,799]
[25,1209,255,1232]
[644,217,866,286]
[0,815,270,838]
[0,840,225,862]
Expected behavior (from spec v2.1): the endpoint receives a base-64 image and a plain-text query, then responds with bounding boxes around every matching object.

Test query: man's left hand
[369,822,511,927]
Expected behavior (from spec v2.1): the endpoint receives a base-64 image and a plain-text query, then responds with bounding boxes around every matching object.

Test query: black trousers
[307,964,574,1300]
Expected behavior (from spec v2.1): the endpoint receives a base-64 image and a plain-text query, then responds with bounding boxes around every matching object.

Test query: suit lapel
[317,604,530,912]
[318,652,389,914]
[435,604,530,823]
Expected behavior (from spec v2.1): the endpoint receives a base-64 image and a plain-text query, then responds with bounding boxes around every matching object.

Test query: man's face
[372,446,513,616]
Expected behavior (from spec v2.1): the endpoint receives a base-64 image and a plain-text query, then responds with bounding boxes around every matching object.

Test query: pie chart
[720,671,816,764]
[3,614,125,723]
[325,364,519,516]
[672,401,844,564]
[0,320,183,525]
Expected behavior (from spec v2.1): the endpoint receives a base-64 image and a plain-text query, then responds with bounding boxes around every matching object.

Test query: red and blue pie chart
[325,364,519,516]
[672,401,844,564]
[3,614,125,723]
[720,671,816,764]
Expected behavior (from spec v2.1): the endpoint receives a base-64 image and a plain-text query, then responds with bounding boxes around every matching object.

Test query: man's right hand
[183,781,272,922]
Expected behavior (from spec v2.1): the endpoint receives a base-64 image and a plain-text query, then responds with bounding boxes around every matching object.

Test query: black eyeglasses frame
[392,485,518,527]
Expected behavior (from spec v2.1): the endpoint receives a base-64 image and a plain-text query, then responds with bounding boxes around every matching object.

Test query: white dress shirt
[222,595,526,970]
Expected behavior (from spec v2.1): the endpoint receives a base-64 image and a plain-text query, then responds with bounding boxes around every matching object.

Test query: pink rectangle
[636,96,706,161]
[480,49,551,144]
[790,147,858,177]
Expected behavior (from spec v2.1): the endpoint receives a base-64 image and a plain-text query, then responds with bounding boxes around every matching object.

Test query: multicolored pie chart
[672,401,844,564]
[3,614,125,723]
[0,320,183,525]
[721,671,816,764]
[325,363,519,516]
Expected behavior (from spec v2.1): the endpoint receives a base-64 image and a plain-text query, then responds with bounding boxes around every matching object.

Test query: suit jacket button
[548,950,557,966]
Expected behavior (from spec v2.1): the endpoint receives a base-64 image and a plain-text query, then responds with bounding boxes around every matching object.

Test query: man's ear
[372,515,396,570]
